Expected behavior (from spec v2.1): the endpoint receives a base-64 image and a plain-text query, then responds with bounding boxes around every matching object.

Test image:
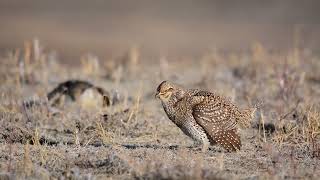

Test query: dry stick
[246,96,253,108]
[258,117,261,143]
[122,91,128,112]
[96,121,113,145]
[127,82,143,128]
[33,38,41,62]
[84,136,95,147]
[22,102,32,123]
[17,61,24,89]
[134,82,143,123]
[24,41,31,69]
[7,144,13,173]
[261,110,267,143]
[23,143,33,176]
[13,48,21,65]
[32,127,40,146]
[74,129,80,147]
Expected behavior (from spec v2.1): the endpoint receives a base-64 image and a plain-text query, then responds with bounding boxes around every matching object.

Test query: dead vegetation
[0,39,319,179]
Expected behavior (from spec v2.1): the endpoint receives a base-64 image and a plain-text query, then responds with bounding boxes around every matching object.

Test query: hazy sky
[1,0,319,60]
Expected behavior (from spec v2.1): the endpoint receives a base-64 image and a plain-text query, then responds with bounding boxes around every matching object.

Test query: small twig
[127,81,143,126]
[7,144,13,173]
[261,110,267,143]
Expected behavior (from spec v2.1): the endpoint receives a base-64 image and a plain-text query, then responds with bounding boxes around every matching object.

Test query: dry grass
[0,39,319,179]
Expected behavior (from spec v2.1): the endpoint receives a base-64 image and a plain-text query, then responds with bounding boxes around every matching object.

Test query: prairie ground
[0,41,319,179]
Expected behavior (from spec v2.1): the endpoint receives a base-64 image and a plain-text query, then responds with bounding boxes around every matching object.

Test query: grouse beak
[155,92,160,99]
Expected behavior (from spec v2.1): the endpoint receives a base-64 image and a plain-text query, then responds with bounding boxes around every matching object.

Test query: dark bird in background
[47,80,111,107]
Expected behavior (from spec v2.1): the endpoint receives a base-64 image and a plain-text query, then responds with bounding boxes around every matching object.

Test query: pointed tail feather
[213,129,241,152]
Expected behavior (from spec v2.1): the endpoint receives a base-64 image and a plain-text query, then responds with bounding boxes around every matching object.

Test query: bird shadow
[120,143,222,152]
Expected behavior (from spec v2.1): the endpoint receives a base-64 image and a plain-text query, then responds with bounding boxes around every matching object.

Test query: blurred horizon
[1,0,320,61]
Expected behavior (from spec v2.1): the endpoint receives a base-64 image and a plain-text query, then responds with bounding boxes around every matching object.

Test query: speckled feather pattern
[157,81,255,152]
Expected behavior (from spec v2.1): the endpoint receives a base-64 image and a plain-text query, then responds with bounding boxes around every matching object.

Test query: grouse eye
[164,87,173,93]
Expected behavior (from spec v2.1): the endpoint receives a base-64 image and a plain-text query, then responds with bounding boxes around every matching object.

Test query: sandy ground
[0,42,320,179]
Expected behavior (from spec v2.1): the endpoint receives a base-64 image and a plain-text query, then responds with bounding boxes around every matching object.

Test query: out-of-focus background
[1,0,320,61]
[1,1,320,179]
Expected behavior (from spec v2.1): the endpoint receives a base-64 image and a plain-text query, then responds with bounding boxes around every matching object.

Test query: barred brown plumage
[156,81,255,152]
